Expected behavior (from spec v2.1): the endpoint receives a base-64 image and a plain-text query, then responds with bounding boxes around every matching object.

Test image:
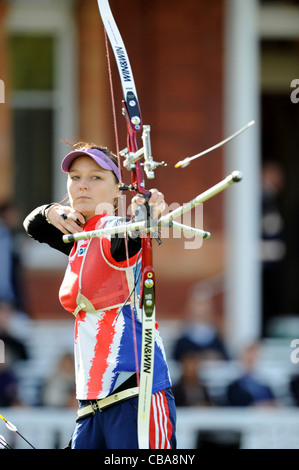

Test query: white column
[224,0,261,351]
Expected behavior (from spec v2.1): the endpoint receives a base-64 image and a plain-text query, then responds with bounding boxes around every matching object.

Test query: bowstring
[103,29,140,388]
[104,30,121,184]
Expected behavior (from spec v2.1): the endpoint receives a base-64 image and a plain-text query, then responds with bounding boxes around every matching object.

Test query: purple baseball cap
[61,148,121,182]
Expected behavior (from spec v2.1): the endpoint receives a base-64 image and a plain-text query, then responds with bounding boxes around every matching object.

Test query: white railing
[1,407,299,449]
[176,407,299,449]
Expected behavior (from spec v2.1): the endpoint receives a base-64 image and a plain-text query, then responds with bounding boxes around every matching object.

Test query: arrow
[175,120,255,168]
[0,413,35,449]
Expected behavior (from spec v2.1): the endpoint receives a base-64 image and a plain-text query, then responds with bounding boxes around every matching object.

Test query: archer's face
[67,156,119,220]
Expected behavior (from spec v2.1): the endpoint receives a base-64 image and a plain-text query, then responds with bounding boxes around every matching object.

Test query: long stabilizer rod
[63,170,243,244]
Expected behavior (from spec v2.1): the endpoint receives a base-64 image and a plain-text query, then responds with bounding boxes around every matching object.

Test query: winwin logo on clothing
[77,239,89,257]
[78,247,87,257]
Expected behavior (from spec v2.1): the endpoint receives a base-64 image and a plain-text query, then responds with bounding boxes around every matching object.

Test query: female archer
[23,143,176,449]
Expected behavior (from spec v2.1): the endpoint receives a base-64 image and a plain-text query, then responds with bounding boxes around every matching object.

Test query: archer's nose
[79,179,89,190]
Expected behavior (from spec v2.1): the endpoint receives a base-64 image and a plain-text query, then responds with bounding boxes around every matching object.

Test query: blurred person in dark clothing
[0,300,28,407]
[173,282,230,363]
[0,300,28,363]
[225,342,277,407]
[0,359,20,406]
[289,375,299,406]
[260,161,286,336]
[172,351,211,407]
[0,200,26,312]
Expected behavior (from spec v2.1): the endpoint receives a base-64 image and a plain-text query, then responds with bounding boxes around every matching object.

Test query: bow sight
[120,125,167,180]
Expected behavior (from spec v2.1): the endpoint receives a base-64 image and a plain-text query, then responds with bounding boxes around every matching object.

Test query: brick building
[0,0,299,348]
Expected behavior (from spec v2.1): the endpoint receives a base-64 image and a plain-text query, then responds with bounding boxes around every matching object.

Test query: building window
[10,34,55,214]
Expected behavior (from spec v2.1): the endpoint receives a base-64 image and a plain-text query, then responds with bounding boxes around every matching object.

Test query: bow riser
[121,100,146,195]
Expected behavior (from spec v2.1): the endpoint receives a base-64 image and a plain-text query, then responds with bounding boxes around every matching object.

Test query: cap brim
[61,148,120,181]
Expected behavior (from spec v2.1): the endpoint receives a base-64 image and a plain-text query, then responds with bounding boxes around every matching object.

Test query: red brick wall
[23,0,225,320]
[75,0,113,144]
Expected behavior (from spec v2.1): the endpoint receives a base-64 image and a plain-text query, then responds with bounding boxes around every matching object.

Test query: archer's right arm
[23,204,73,255]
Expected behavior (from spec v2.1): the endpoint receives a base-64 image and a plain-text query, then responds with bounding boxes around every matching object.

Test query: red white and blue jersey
[59,214,171,400]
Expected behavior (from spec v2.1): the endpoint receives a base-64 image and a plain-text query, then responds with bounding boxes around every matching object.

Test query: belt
[76,387,139,421]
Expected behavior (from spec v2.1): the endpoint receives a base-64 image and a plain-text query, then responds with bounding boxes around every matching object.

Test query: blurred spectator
[40,353,76,408]
[0,362,20,407]
[0,300,28,406]
[0,211,15,306]
[225,342,277,407]
[260,161,286,336]
[171,344,241,449]
[0,200,26,312]
[0,300,28,363]
[289,375,299,406]
[172,351,211,407]
[173,281,230,362]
